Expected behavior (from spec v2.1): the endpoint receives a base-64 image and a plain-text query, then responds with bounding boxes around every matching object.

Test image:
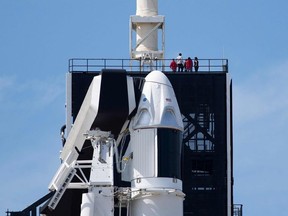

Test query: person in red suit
[170,59,177,72]
[184,57,193,72]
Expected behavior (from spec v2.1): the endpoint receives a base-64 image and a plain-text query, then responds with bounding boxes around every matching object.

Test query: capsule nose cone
[133,70,183,131]
[145,70,173,87]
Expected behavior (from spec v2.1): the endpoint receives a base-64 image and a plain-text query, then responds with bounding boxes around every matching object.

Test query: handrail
[233,204,243,216]
[68,58,228,73]
[5,192,54,216]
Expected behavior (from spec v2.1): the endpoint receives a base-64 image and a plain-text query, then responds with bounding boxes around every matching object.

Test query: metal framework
[130,16,165,60]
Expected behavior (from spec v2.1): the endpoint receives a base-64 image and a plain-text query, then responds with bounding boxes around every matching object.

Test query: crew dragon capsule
[122,70,185,216]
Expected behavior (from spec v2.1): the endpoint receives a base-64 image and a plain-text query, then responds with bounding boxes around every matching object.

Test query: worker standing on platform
[176,53,184,72]
[185,57,193,72]
[170,59,177,72]
[194,57,199,72]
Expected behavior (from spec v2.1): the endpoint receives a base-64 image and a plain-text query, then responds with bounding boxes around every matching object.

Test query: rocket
[122,70,185,216]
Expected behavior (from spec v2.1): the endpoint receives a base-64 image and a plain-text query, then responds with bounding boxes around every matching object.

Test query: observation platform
[68,58,228,73]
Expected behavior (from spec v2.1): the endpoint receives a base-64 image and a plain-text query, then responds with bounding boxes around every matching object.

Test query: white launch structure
[48,1,185,216]
[130,0,165,66]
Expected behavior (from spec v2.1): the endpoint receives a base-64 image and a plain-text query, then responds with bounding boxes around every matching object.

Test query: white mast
[130,0,165,65]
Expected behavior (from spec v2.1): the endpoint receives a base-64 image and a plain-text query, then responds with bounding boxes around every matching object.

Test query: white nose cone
[133,70,183,131]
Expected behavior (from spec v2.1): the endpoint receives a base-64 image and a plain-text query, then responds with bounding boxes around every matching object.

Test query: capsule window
[135,109,151,126]
[161,109,177,126]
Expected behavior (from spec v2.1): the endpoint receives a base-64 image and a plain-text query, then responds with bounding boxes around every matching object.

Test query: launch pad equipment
[48,70,185,216]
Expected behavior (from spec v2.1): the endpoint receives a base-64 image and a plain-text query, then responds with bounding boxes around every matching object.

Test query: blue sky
[1,0,288,215]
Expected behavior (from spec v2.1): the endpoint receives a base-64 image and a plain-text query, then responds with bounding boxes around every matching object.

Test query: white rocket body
[123,71,185,216]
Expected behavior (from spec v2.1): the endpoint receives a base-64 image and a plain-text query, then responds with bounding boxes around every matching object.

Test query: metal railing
[5,192,54,216]
[233,204,243,216]
[68,58,228,73]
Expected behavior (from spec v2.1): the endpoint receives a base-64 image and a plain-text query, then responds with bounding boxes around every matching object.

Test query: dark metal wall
[168,73,233,216]
[67,71,233,216]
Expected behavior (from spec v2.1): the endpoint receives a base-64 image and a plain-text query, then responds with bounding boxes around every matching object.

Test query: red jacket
[170,60,177,72]
[185,59,193,70]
